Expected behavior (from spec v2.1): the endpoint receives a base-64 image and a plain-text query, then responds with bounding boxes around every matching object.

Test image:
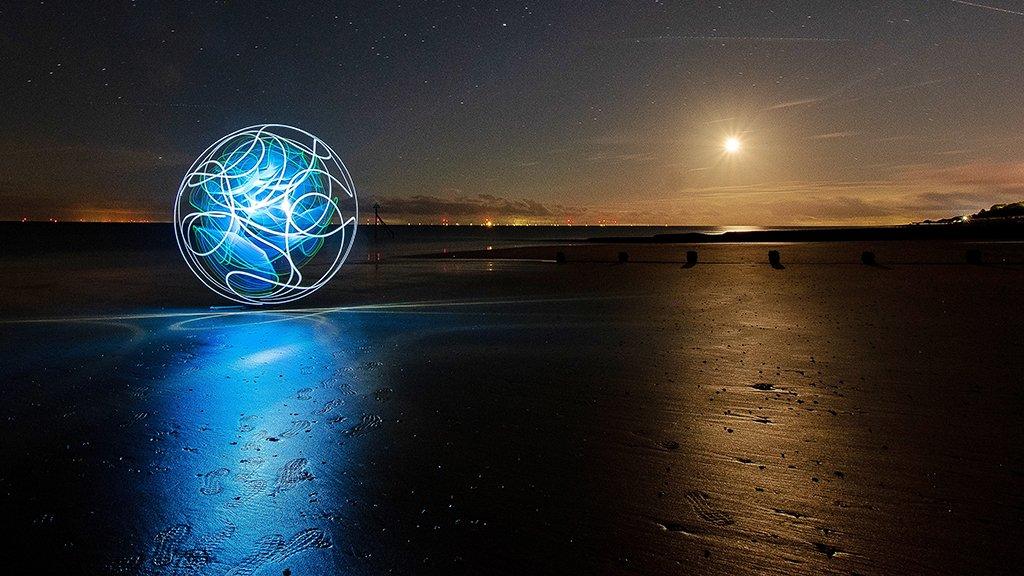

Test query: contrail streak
[630,35,848,43]
[951,0,1024,16]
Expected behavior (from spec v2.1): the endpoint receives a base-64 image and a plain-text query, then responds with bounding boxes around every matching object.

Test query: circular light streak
[174,124,358,305]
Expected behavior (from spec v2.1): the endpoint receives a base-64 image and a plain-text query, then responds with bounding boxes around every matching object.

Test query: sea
[0,222,808,258]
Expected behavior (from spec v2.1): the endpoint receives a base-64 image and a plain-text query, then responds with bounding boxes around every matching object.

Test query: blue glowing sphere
[174,125,358,305]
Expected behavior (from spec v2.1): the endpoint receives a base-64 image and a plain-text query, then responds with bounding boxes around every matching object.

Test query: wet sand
[1,237,1022,574]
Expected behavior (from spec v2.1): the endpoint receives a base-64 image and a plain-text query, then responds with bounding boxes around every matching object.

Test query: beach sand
[1,237,1022,574]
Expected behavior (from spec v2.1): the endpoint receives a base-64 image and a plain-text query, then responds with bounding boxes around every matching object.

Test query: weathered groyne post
[684,250,698,268]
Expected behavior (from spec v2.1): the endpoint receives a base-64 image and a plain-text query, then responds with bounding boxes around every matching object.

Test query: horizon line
[0,219,909,228]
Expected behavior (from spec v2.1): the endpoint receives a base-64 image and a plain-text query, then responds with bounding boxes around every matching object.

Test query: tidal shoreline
[581,220,1024,244]
[1,231,1023,574]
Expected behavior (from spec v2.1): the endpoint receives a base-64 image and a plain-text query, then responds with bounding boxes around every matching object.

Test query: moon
[723,137,741,154]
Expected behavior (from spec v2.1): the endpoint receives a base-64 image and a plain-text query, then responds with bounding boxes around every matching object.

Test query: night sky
[3,1,1023,225]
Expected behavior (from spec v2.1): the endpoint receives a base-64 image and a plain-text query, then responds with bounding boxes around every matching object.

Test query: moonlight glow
[724,137,741,154]
[174,124,358,305]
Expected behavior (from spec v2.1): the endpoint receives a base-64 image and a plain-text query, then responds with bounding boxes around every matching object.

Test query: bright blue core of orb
[188,134,336,297]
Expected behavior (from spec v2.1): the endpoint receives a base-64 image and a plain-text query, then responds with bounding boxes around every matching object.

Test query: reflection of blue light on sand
[237,343,304,368]
[146,312,358,571]
[0,295,637,328]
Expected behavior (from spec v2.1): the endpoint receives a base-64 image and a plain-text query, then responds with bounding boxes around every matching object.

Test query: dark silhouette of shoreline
[4,220,1022,260]
[583,220,1024,244]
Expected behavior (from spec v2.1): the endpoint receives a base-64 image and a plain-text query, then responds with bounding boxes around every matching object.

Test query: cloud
[765,195,893,221]
[858,160,1024,219]
[636,161,1024,225]
[657,181,910,224]
[899,161,1024,193]
[0,145,191,221]
[879,160,1024,218]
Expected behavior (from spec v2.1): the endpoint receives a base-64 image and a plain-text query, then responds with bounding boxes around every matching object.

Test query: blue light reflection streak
[138,311,365,573]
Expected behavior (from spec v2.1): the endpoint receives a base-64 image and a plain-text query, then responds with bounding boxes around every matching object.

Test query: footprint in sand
[322,376,358,395]
[104,555,142,575]
[344,414,383,437]
[148,521,236,574]
[129,385,151,399]
[270,528,332,563]
[225,533,285,576]
[295,387,314,400]
[238,456,266,472]
[167,548,210,575]
[684,491,735,526]
[194,521,236,554]
[241,429,269,452]
[150,524,192,567]
[200,467,231,495]
[224,473,267,509]
[271,457,314,496]
[317,398,345,414]
[119,411,148,429]
[279,420,311,439]
[224,528,331,576]
[237,414,260,433]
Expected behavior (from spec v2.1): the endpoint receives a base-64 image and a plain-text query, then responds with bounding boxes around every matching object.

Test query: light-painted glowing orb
[174,124,358,305]
[723,137,741,154]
